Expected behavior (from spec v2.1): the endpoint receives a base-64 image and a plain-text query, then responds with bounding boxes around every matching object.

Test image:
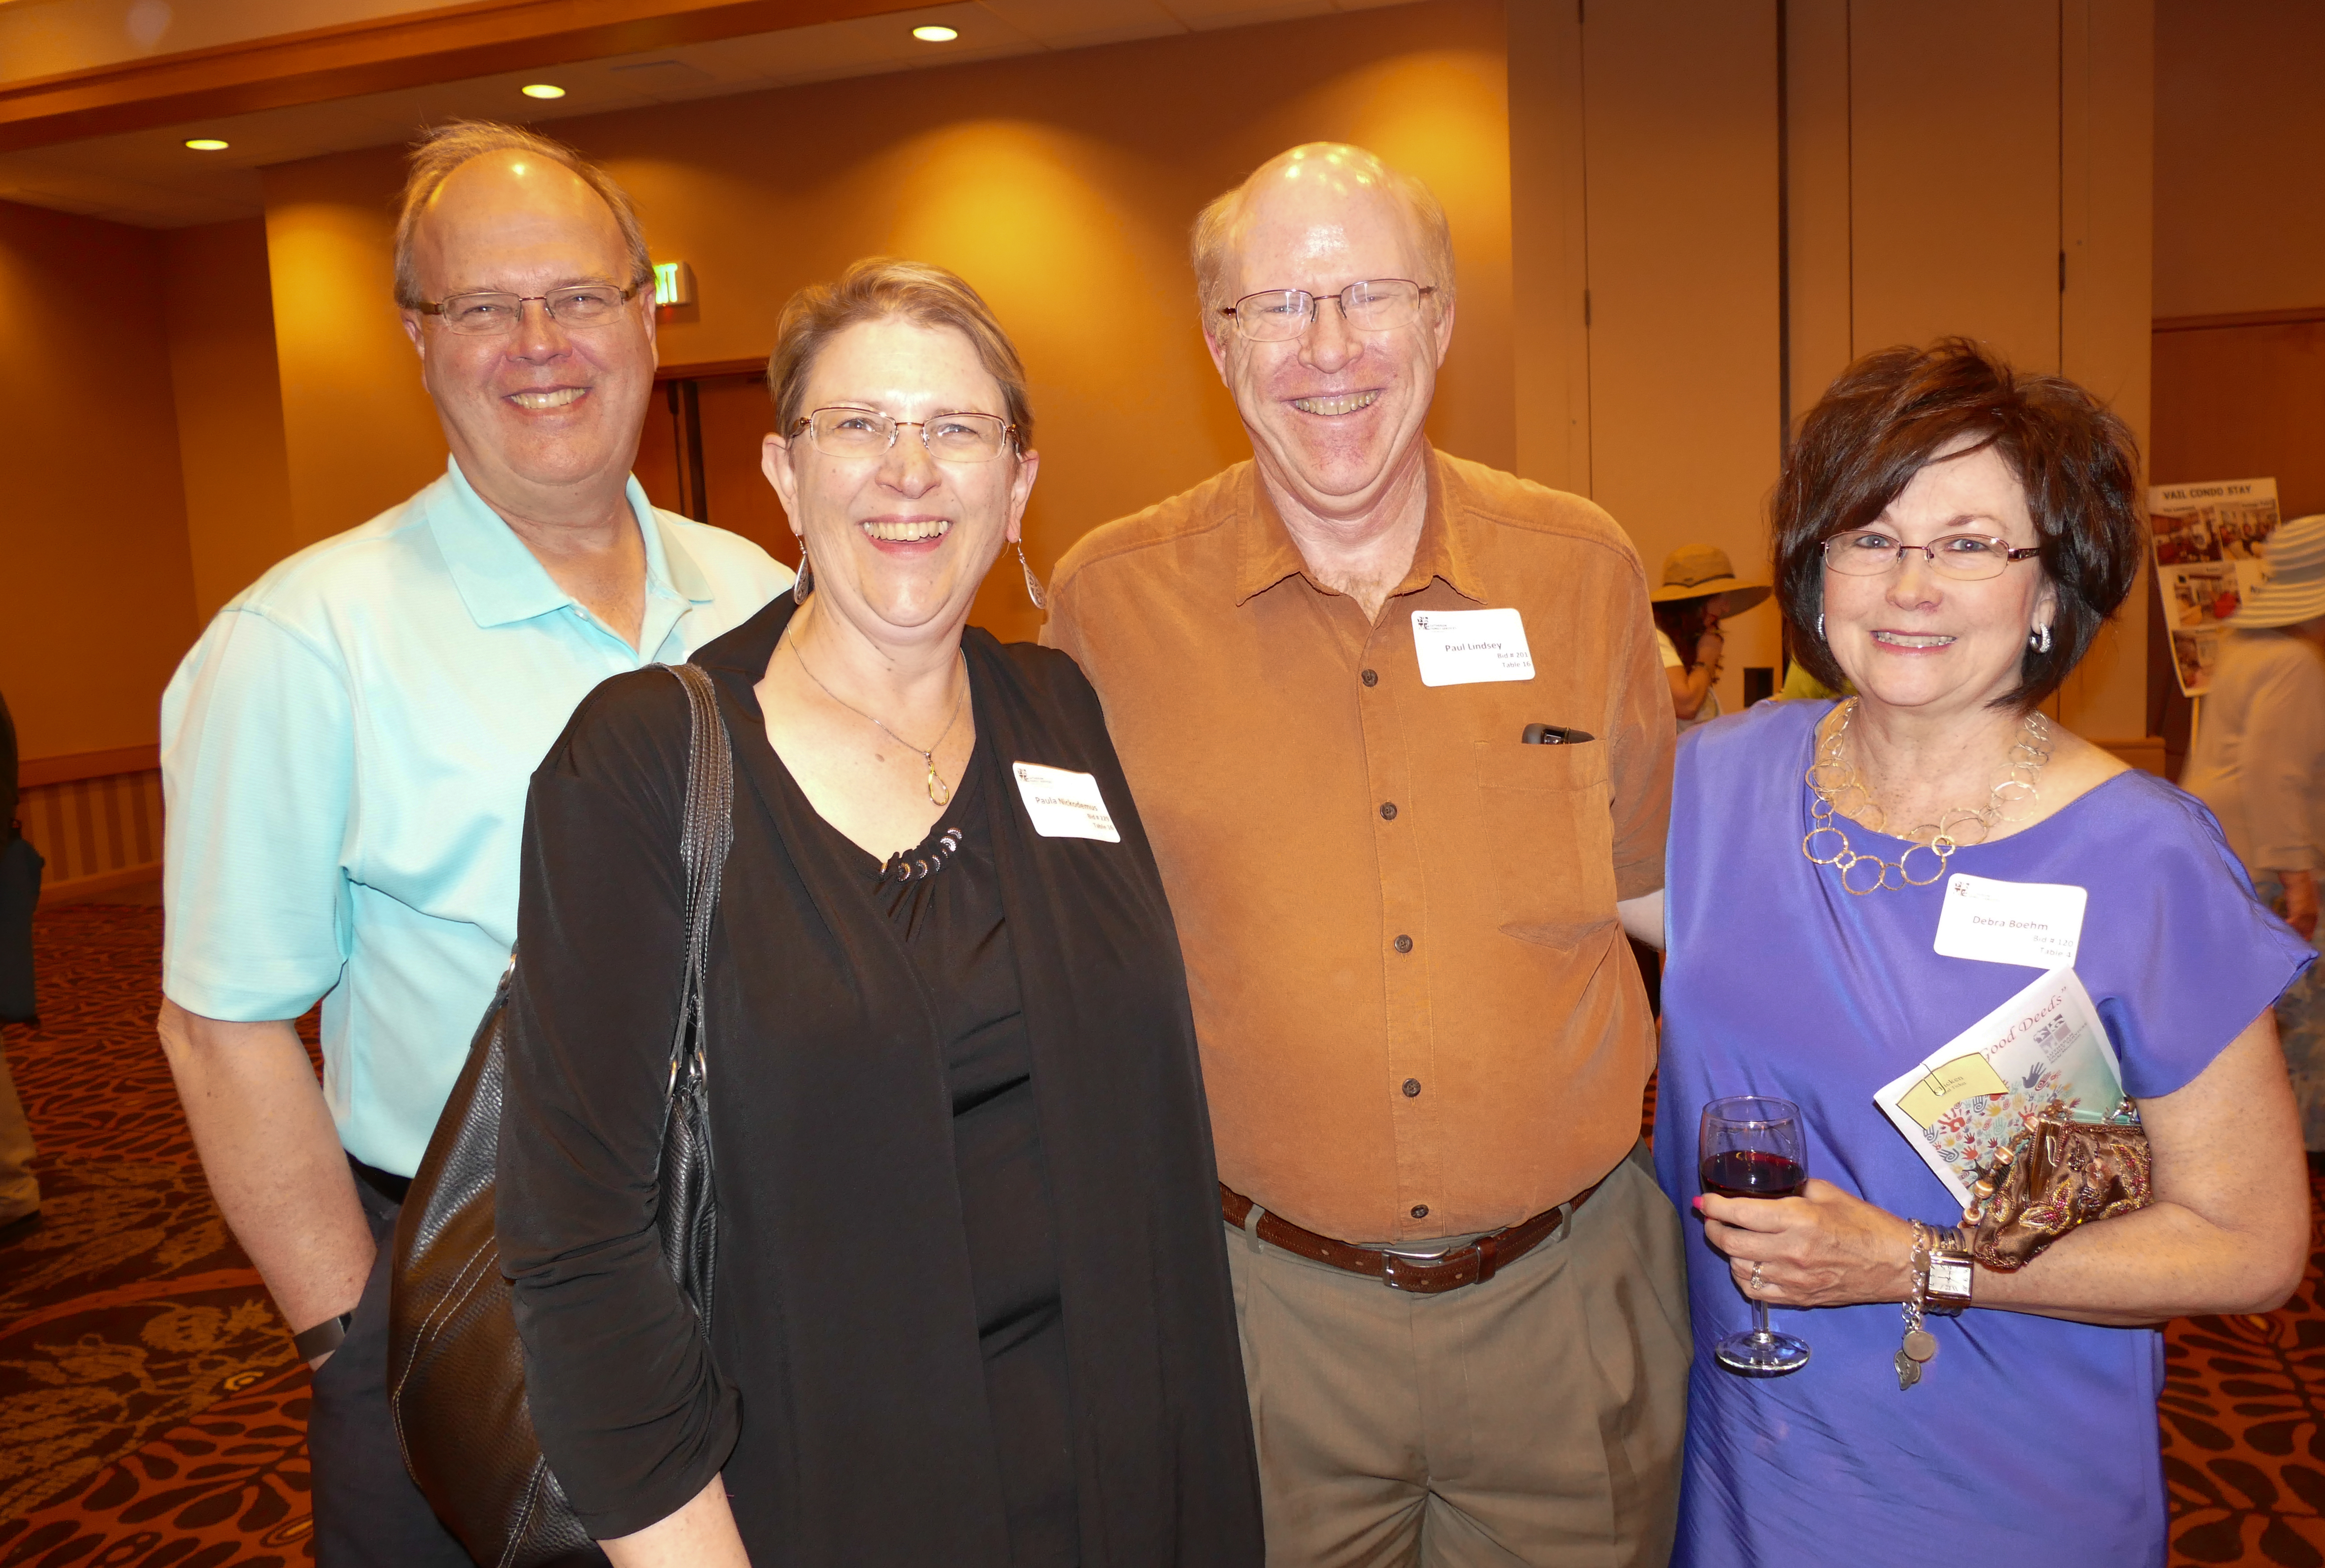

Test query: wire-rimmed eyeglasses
[415,281,643,335]
[1217,278,1438,342]
[1822,530,2042,582]
[790,406,1018,464]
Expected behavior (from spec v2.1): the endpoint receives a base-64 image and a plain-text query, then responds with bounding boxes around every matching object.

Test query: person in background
[157,121,787,1566]
[0,687,40,1233]
[498,259,1262,1567]
[1650,543,1771,731]
[1045,143,1686,1566]
[2181,513,2325,1154]
[1641,339,2309,1567]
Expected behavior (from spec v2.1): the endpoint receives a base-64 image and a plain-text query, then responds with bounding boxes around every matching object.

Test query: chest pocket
[1470,739,1619,949]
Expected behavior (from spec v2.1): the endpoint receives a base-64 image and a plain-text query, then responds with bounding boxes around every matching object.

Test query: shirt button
[1379,801,1398,821]
[1411,1204,1429,1220]
[1394,934,1413,954]
[1361,668,1380,687]
[1402,1077,1421,1098]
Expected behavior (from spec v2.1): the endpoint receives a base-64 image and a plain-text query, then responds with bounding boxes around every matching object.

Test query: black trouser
[307,1161,475,1568]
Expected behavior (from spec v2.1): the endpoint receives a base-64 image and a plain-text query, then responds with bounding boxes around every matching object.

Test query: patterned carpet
[0,907,2319,1564]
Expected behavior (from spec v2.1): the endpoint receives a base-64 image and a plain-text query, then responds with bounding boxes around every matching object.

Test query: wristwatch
[293,1310,354,1361]
[1923,1230,1974,1317]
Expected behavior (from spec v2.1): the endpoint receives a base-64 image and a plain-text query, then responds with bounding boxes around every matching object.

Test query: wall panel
[1580,0,1784,712]
[1847,0,2061,373]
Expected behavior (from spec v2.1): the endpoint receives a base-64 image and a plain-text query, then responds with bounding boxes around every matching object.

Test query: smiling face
[1821,438,2060,718]
[762,315,1038,648]
[1205,161,1452,521]
[400,150,656,507]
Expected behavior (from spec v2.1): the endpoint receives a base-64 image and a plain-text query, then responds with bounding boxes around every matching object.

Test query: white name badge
[1012,762,1121,843]
[1411,607,1536,687]
[1932,873,2088,969]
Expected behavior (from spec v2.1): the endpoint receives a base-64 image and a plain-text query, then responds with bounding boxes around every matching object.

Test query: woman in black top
[495,259,1263,1568]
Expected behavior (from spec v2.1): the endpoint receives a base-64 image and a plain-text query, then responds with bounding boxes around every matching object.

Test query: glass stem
[1752,1299,1774,1340]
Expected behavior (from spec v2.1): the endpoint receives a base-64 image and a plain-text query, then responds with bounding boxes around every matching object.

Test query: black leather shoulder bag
[388,662,733,1568]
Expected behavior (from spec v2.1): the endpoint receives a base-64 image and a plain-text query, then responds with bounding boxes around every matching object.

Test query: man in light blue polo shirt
[157,121,787,1567]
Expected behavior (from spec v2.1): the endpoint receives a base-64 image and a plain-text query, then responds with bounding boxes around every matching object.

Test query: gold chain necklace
[1802,698,2051,895]
[785,635,967,807]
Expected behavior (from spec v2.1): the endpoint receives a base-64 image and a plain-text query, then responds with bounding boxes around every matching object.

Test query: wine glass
[1698,1095,1812,1377]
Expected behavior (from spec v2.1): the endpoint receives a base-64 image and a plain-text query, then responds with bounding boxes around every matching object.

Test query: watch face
[1929,1255,1973,1297]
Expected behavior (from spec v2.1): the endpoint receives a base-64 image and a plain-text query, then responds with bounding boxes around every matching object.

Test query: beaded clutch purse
[1959,1099,2152,1271]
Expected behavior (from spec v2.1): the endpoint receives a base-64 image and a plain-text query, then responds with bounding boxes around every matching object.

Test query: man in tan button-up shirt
[1044,145,1688,1565]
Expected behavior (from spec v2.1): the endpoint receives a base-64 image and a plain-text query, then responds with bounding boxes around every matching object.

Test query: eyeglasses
[792,406,1018,463]
[415,281,642,335]
[1217,278,1437,342]
[1822,530,2042,582]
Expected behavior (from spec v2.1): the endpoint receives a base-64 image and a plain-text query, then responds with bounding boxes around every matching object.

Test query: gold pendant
[1902,1328,1938,1363]
[926,761,952,807]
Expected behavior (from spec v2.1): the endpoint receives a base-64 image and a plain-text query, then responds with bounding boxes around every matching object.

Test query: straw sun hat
[2228,515,2325,629]
[1648,543,1772,615]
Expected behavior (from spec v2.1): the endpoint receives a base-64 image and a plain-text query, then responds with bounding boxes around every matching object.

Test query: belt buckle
[1377,1243,1459,1292]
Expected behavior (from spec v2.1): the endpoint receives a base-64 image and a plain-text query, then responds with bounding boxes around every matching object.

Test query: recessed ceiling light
[184,137,229,151]
[912,25,958,42]
[520,83,567,100]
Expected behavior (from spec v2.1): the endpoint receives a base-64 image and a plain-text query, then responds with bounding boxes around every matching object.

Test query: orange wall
[165,217,297,622]
[259,0,1512,644]
[2155,0,2325,318]
[0,200,199,759]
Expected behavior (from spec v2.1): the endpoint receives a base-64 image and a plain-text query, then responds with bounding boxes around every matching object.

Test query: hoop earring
[2030,623,2052,654]
[1016,540,1046,610]
[793,539,813,604]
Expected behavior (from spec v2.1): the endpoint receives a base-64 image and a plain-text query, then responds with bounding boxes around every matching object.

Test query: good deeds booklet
[1873,966,2126,1206]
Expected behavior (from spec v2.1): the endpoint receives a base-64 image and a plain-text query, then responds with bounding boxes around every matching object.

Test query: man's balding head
[1190,143,1454,318]
[393,121,650,309]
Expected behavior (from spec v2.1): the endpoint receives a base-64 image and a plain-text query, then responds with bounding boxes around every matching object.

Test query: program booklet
[1872,966,2126,1206]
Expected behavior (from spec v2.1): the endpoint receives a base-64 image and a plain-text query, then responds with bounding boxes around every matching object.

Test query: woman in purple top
[1640,340,2314,1566]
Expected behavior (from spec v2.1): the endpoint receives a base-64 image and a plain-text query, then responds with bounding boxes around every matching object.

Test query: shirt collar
[428,458,703,628]
[1231,446,1486,608]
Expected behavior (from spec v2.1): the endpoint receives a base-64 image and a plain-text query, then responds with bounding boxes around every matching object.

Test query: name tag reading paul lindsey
[1411,608,1536,688]
[1012,762,1121,843]
[1932,872,2088,969]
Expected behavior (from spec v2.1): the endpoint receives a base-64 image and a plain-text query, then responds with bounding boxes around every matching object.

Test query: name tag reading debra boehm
[1012,762,1122,843]
[1411,608,1536,687]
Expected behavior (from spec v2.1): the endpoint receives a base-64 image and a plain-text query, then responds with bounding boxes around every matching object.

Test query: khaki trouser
[1225,1143,1688,1568]
[0,1039,39,1223]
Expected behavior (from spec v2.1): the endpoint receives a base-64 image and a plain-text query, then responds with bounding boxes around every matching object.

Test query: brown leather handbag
[1959,1099,2152,1271]
[388,664,732,1568]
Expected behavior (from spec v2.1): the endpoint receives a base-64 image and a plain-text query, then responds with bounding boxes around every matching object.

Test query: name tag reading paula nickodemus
[1013,762,1121,843]
[1931,872,2088,969]
[1411,608,1536,687]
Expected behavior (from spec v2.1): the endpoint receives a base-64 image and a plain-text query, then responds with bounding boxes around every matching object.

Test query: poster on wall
[2148,478,2281,696]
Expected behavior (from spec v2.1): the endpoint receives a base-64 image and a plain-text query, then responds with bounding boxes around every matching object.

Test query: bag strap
[667,663,735,1078]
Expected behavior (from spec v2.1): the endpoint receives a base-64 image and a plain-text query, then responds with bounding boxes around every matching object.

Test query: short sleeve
[161,608,355,1022]
[2091,781,2316,1100]
[1657,629,1684,669]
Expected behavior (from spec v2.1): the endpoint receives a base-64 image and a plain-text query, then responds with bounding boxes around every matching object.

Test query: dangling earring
[793,539,813,604]
[1016,540,1046,610]
[2030,623,2052,654]
[1816,611,1826,642]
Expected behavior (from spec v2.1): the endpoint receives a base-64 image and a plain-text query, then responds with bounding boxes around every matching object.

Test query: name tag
[1412,608,1536,687]
[1932,873,2088,969]
[1012,762,1121,843]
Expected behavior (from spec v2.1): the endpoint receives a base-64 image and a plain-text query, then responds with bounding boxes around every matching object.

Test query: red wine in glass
[1699,1095,1812,1377]
[1699,1150,1808,1200]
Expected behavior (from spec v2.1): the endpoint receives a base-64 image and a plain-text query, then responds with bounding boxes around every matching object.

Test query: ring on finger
[1748,1262,1765,1295]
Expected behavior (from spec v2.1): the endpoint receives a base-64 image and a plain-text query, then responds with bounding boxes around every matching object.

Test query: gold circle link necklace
[1801,698,2052,895]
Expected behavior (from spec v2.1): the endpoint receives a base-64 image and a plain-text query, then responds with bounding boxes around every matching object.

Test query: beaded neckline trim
[883,825,965,884]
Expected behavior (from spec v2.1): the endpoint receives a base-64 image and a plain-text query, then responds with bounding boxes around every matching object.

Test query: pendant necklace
[785,635,967,807]
[1801,697,2051,895]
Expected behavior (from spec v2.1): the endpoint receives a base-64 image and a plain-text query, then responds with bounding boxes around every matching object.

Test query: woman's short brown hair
[766,258,1033,451]
[1772,338,2144,711]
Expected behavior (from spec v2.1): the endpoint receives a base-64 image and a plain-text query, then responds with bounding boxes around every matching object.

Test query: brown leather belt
[1219,1178,1605,1295]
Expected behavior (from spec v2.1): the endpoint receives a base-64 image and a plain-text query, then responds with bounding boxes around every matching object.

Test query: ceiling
[0,0,1413,227]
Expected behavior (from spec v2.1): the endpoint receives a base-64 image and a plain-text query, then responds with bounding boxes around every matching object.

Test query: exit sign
[653,261,696,307]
